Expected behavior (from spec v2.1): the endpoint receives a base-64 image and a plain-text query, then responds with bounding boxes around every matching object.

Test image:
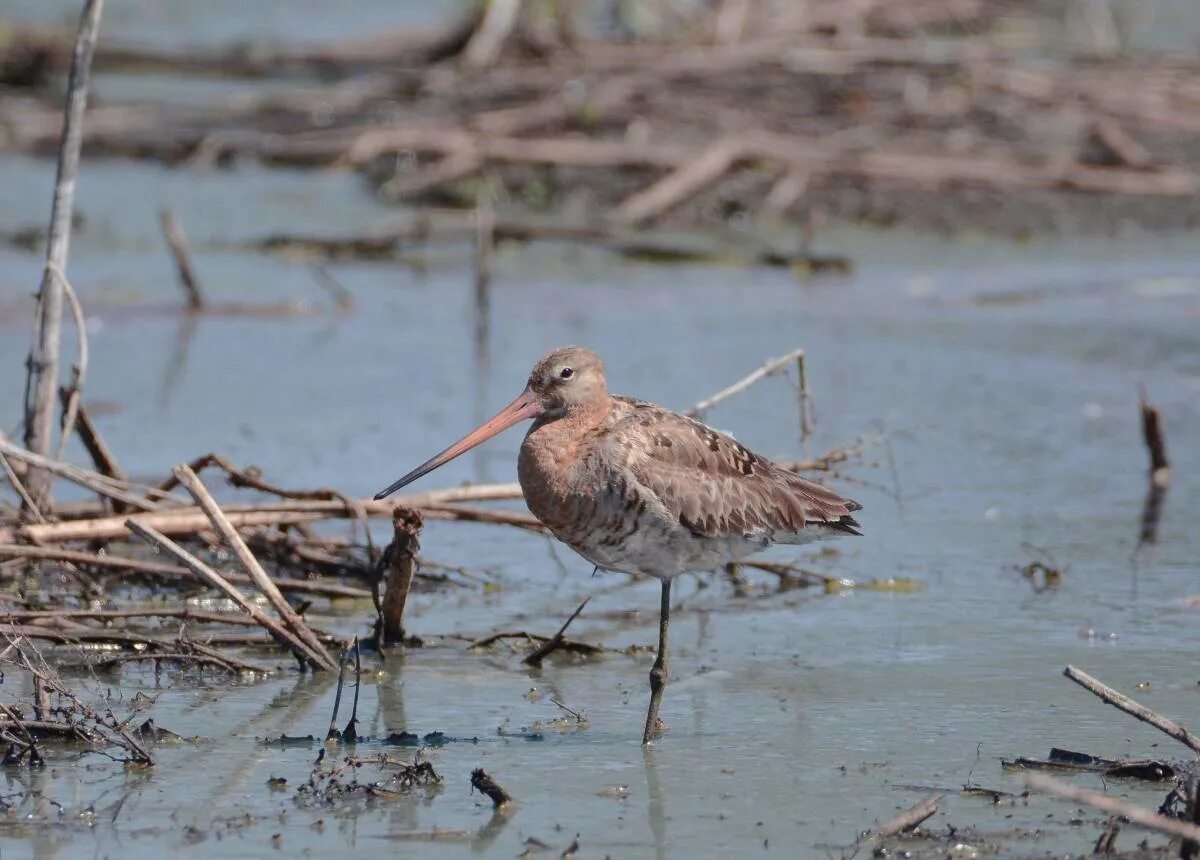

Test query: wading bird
[375,346,861,744]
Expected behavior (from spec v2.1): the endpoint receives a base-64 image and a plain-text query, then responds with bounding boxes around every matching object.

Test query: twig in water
[862,793,942,841]
[470,767,514,808]
[795,350,812,443]
[8,635,154,765]
[310,264,355,312]
[1063,665,1200,754]
[1025,773,1200,842]
[0,698,43,766]
[550,697,586,723]
[1139,388,1171,483]
[1093,815,1121,854]
[1138,388,1169,546]
[159,208,205,311]
[58,389,125,483]
[20,0,105,512]
[173,464,337,671]
[523,597,592,666]
[344,636,361,741]
[686,347,807,419]
[326,642,353,741]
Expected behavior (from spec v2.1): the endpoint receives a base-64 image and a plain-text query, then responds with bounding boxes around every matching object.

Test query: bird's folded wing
[604,400,861,538]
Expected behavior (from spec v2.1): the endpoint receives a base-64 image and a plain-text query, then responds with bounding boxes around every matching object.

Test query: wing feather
[604,398,861,540]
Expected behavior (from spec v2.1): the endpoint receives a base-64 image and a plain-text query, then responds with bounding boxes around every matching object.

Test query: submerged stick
[1026,773,1200,842]
[159,208,205,311]
[523,597,590,666]
[124,520,325,670]
[1063,665,1200,754]
[20,0,105,512]
[173,464,337,671]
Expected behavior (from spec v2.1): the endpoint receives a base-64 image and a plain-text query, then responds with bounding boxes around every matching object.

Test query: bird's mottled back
[603,397,861,538]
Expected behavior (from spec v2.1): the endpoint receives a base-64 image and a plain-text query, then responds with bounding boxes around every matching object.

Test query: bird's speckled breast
[517,414,608,538]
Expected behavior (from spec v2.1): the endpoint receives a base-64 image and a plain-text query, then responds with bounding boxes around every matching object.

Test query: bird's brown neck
[534,395,612,436]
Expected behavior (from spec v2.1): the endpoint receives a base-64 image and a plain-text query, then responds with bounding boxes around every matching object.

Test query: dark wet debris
[470,767,514,809]
[262,734,317,748]
[295,754,442,808]
[1002,747,1177,782]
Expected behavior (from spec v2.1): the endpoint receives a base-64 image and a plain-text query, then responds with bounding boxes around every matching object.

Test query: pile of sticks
[4,0,1200,245]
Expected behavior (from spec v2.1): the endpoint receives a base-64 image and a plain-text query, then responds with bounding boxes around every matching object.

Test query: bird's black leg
[642,577,671,744]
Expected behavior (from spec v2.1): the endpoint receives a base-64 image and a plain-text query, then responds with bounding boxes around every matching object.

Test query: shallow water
[2,3,1200,858]
[2,148,1198,857]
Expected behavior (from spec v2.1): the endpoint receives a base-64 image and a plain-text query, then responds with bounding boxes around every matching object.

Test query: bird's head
[373,346,607,500]
[526,345,608,419]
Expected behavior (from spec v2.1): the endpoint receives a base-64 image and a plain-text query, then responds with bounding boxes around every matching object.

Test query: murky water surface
[2,3,1200,858]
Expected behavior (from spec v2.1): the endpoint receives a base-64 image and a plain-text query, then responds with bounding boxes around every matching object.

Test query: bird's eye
[559,367,574,379]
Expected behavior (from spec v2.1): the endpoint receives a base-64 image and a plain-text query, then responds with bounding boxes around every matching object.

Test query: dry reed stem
[172,464,337,671]
[58,391,125,482]
[124,520,328,670]
[20,0,104,511]
[864,793,942,840]
[49,264,88,463]
[687,347,807,418]
[0,544,371,597]
[1026,773,1200,842]
[0,438,160,512]
[1063,665,1200,755]
[614,139,743,224]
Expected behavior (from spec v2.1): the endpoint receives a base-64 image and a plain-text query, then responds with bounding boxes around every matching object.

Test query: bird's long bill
[373,388,542,500]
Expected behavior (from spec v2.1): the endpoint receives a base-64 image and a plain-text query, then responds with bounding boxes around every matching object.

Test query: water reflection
[643,747,668,860]
[157,313,197,410]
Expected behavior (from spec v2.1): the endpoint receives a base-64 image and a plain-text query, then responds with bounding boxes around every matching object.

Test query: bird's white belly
[565,521,822,580]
